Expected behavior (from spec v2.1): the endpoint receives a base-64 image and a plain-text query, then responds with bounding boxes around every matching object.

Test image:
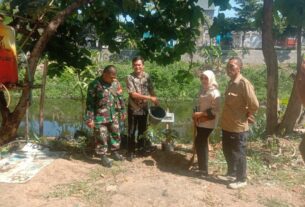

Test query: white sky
[215,0,238,17]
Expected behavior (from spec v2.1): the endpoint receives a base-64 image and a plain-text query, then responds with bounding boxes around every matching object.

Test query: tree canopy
[0,0,207,142]
[1,0,205,68]
[209,0,262,39]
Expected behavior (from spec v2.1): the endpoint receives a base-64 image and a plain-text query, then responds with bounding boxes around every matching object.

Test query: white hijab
[201,70,218,90]
[199,70,220,112]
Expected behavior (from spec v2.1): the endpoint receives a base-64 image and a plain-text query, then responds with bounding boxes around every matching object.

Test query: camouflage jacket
[85,77,126,124]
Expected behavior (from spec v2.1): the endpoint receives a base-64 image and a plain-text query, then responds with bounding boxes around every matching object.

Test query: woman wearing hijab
[192,70,221,176]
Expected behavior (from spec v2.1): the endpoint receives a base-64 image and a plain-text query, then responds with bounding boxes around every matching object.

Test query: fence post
[39,60,48,137]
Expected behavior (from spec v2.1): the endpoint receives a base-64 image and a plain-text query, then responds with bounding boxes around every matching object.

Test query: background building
[196,0,215,47]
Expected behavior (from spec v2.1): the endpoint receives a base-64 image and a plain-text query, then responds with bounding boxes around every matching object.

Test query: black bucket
[149,106,166,125]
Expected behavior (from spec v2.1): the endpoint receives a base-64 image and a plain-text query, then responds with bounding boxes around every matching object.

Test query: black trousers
[195,127,213,173]
[127,108,148,153]
[222,130,249,182]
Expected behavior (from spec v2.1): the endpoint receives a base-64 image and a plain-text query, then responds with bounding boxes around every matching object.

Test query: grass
[247,150,269,178]
[29,61,294,103]
[41,137,125,204]
[246,138,305,191]
[266,168,305,188]
[209,146,227,175]
[46,180,96,198]
[261,197,293,207]
[206,137,304,190]
[45,164,124,206]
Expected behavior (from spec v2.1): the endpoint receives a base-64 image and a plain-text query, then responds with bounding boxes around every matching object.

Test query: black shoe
[137,148,146,156]
[194,170,208,177]
[101,155,112,168]
[126,152,135,162]
[146,145,157,153]
[111,151,123,161]
[139,145,157,155]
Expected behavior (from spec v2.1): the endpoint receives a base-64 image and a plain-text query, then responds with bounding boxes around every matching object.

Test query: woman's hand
[197,116,209,123]
[192,112,209,124]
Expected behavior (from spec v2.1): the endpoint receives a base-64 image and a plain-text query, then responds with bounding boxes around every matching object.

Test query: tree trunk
[0,0,91,146]
[296,52,305,106]
[242,31,245,48]
[262,0,279,135]
[278,27,303,135]
[0,88,30,145]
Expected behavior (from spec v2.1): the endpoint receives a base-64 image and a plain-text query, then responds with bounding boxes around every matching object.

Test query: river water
[17,98,197,143]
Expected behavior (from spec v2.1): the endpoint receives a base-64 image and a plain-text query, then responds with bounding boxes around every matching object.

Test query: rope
[0,83,11,108]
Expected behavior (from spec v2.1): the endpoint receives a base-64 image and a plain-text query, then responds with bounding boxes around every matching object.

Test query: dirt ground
[0,144,304,207]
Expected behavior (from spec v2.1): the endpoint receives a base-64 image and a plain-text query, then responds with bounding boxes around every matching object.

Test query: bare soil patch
[0,143,304,207]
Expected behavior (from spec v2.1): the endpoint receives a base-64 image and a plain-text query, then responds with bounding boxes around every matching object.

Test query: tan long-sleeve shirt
[197,87,221,129]
[221,74,259,133]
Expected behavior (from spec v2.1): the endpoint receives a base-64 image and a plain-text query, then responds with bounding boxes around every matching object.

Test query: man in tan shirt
[219,57,259,189]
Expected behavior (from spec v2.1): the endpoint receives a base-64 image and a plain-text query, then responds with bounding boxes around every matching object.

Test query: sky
[215,0,238,18]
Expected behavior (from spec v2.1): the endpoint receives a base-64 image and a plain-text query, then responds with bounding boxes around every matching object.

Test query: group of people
[85,55,259,190]
[85,56,158,167]
[192,56,259,189]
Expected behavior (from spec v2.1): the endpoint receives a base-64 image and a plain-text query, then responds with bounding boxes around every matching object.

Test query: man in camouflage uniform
[85,65,126,167]
[112,78,127,148]
[126,56,158,161]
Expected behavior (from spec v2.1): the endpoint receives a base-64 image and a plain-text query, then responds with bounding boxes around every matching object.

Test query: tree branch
[28,0,93,81]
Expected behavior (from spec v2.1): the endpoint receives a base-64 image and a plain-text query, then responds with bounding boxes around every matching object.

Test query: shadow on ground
[147,149,228,186]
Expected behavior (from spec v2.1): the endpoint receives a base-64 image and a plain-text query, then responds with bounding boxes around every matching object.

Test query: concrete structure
[196,0,215,47]
[232,31,262,49]
[182,49,302,65]
[197,0,215,19]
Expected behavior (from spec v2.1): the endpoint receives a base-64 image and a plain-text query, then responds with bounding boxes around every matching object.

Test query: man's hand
[120,113,127,121]
[150,96,159,105]
[247,112,255,124]
[86,120,95,128]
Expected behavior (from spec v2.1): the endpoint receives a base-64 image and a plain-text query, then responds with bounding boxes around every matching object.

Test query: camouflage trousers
[93,120,120,156]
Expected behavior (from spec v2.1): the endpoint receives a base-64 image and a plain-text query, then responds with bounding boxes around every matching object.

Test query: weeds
[246,137,305,190]
[247,149,269,178]
[46,180,95,198]
[261,197,292,207]
[45,165,123,205]
[209,147,227,174]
